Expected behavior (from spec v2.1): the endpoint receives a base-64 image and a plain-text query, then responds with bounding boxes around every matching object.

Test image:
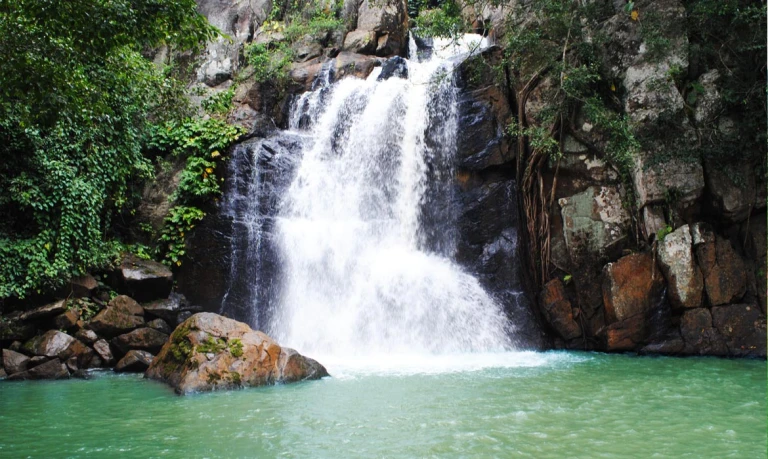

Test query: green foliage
[158,206,205,267]
[246,42,295,84]
[148,117,243,267]
[0,0,219,299]
[198,336,227,354]
[684,0,766,169]
[245,0,343,85]
[656,225,674,242]
[68,297,101,322]
[229,371,242,385]
[413,1,465,40]
[229,338,244,358]
[201,89,235,116]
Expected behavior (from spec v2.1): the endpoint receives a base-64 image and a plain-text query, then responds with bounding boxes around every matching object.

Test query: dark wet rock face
[377,56,408,80]
[177,134,304,328]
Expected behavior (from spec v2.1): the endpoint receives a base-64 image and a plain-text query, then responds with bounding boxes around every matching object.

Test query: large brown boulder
[53,310,80,331]
[692,226,747,306]
[657,225,703,309]
[601,253,664,351]
[711,304,767,358]
[539,279,581,340]
[69,274,99,298]
[146,313,328,394]
[111,328,169,356]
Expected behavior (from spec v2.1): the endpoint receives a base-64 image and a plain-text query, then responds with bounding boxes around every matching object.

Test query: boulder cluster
[0,255,193,380]
[1,255,327,393]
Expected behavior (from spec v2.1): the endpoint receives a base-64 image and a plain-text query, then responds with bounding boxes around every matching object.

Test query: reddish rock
[693,226,747,306]
[334,52,380,80]
[75,329,98,344]
[539,279,581,340]
[602,252,665,324]
[604,315,648,351]
[59,339,95,368]
[679,308,728,356]
[23,330,75,357]
[711,304,767,357]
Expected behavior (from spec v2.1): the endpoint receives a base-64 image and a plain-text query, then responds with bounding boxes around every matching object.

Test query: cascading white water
[270,35,514,357]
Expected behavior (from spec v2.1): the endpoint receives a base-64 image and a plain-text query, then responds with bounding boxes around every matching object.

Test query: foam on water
[315,351,592,379]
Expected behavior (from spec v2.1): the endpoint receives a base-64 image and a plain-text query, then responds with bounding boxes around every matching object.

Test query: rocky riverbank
[0,255,327,392]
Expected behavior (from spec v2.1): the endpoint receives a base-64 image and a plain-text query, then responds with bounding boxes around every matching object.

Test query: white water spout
[270,35,511,356]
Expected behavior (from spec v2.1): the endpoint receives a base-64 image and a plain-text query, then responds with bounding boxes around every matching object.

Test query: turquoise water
[0,352,764,458]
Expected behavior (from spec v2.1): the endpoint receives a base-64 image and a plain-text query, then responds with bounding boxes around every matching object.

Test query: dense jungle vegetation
[0,0,764,301]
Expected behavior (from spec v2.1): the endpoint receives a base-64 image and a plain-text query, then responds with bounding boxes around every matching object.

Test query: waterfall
[266,35,514,356]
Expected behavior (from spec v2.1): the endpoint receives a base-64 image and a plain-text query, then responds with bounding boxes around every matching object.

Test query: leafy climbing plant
[0,0,219,299]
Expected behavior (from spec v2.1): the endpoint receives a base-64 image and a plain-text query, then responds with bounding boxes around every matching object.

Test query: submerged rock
[146,313,328,394]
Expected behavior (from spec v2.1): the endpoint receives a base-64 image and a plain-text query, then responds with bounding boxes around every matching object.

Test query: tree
[0,0,218,298]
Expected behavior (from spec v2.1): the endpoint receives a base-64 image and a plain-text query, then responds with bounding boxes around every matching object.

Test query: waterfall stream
[223,35,514,361]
